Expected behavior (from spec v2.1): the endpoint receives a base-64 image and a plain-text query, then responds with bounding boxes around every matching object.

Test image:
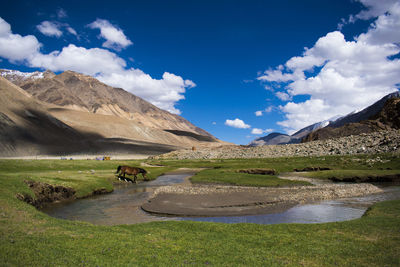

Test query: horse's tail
[115,165,122,174]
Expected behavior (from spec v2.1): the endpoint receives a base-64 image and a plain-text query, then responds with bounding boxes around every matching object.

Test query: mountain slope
[303,96,400,142]
[1,69,210,137]
[249,133,293,146]
[0,76,99,156]
[329,91,400,128]
[0,69,224,156]
[249,91,400,146]
[249,119,332,146]
[0,76,186,156]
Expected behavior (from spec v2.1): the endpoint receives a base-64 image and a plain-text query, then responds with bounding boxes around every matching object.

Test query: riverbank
[142,174,383,216]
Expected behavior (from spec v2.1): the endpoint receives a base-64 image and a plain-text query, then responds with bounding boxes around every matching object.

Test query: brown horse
[115,165,148,183]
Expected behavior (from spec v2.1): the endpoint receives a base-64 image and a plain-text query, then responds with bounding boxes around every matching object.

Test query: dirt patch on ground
[16,180,76,208]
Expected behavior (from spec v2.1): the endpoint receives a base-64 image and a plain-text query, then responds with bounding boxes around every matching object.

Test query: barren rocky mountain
[1,69,210,136]
[0,70,225,157]
[303,97,400,142]
[250,91,400,146]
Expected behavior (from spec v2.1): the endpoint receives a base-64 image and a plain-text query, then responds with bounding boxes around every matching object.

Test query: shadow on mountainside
[0,109,180,156]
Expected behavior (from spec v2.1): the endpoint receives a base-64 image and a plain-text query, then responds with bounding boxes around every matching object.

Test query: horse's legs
[133,175,137,183]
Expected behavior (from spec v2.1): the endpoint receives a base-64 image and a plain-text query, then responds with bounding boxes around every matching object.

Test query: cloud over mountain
[257,1,400,134]
[251,128,273,135]
[0,17,193,114]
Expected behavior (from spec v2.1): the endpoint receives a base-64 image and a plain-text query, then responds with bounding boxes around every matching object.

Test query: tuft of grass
[301,169,400,181]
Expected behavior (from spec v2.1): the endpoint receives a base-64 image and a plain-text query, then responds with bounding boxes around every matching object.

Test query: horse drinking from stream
[115,166,148,183]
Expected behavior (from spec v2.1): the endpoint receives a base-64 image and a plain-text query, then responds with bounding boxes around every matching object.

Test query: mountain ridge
[303,95,400,142]
[0,69,226,157]
[0,69,211,137]
[250,91,400,146]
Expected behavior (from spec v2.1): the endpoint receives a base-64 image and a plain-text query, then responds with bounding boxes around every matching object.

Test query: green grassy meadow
[0,154,399,266]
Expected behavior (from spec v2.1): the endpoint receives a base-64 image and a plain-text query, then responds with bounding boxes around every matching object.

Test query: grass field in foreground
[0,154,399,266]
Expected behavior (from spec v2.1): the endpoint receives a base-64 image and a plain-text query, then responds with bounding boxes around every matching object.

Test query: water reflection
[41,173,191,225]
[181,202,364,224]
[181,187,400,224]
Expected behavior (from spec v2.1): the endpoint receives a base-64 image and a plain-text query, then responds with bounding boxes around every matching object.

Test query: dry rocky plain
[153,129,400,160]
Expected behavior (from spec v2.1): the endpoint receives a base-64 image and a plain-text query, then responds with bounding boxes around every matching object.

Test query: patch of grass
[301,169,400,181]
[190,168,309,186]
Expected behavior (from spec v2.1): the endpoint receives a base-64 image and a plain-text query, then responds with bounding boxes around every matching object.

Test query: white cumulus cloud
[251,128,264,135]
[255,110,263,116]
[0,17,41,62]
[225,118,251,129]
[355,0,399,20]
[0,17,193,114]
[275,91,291,101]
[88,19,132,51]
[29,44,127,75]
[257,2,400,134]
[37,21,63,37]
[251,128,273,135]
[255,106,274,117]
[97,70,195,114]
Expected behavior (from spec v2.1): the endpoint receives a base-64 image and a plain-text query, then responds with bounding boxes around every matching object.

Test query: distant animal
[115,166,148,183]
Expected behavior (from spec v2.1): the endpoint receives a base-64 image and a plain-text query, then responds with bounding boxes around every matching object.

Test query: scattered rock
[153,130,400,160]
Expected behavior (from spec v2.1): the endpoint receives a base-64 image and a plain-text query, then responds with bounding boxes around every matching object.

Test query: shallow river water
[41,173,400,225]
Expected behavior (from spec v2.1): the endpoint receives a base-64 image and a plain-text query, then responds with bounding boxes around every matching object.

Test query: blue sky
[1,0,399,144]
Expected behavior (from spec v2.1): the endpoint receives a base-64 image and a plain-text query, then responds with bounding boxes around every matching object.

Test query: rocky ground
[152,129,400,160]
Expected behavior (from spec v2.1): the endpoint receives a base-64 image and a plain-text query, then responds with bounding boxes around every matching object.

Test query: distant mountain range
[249,91,400,146]
[0,69,225,157]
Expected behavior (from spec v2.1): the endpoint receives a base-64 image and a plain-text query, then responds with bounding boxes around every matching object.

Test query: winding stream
[182,186,400,224]
[41,172,193,225]
[41,172,400,225]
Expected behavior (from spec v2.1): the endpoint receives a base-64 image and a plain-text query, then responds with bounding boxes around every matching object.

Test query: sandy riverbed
[141,174,383,216]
